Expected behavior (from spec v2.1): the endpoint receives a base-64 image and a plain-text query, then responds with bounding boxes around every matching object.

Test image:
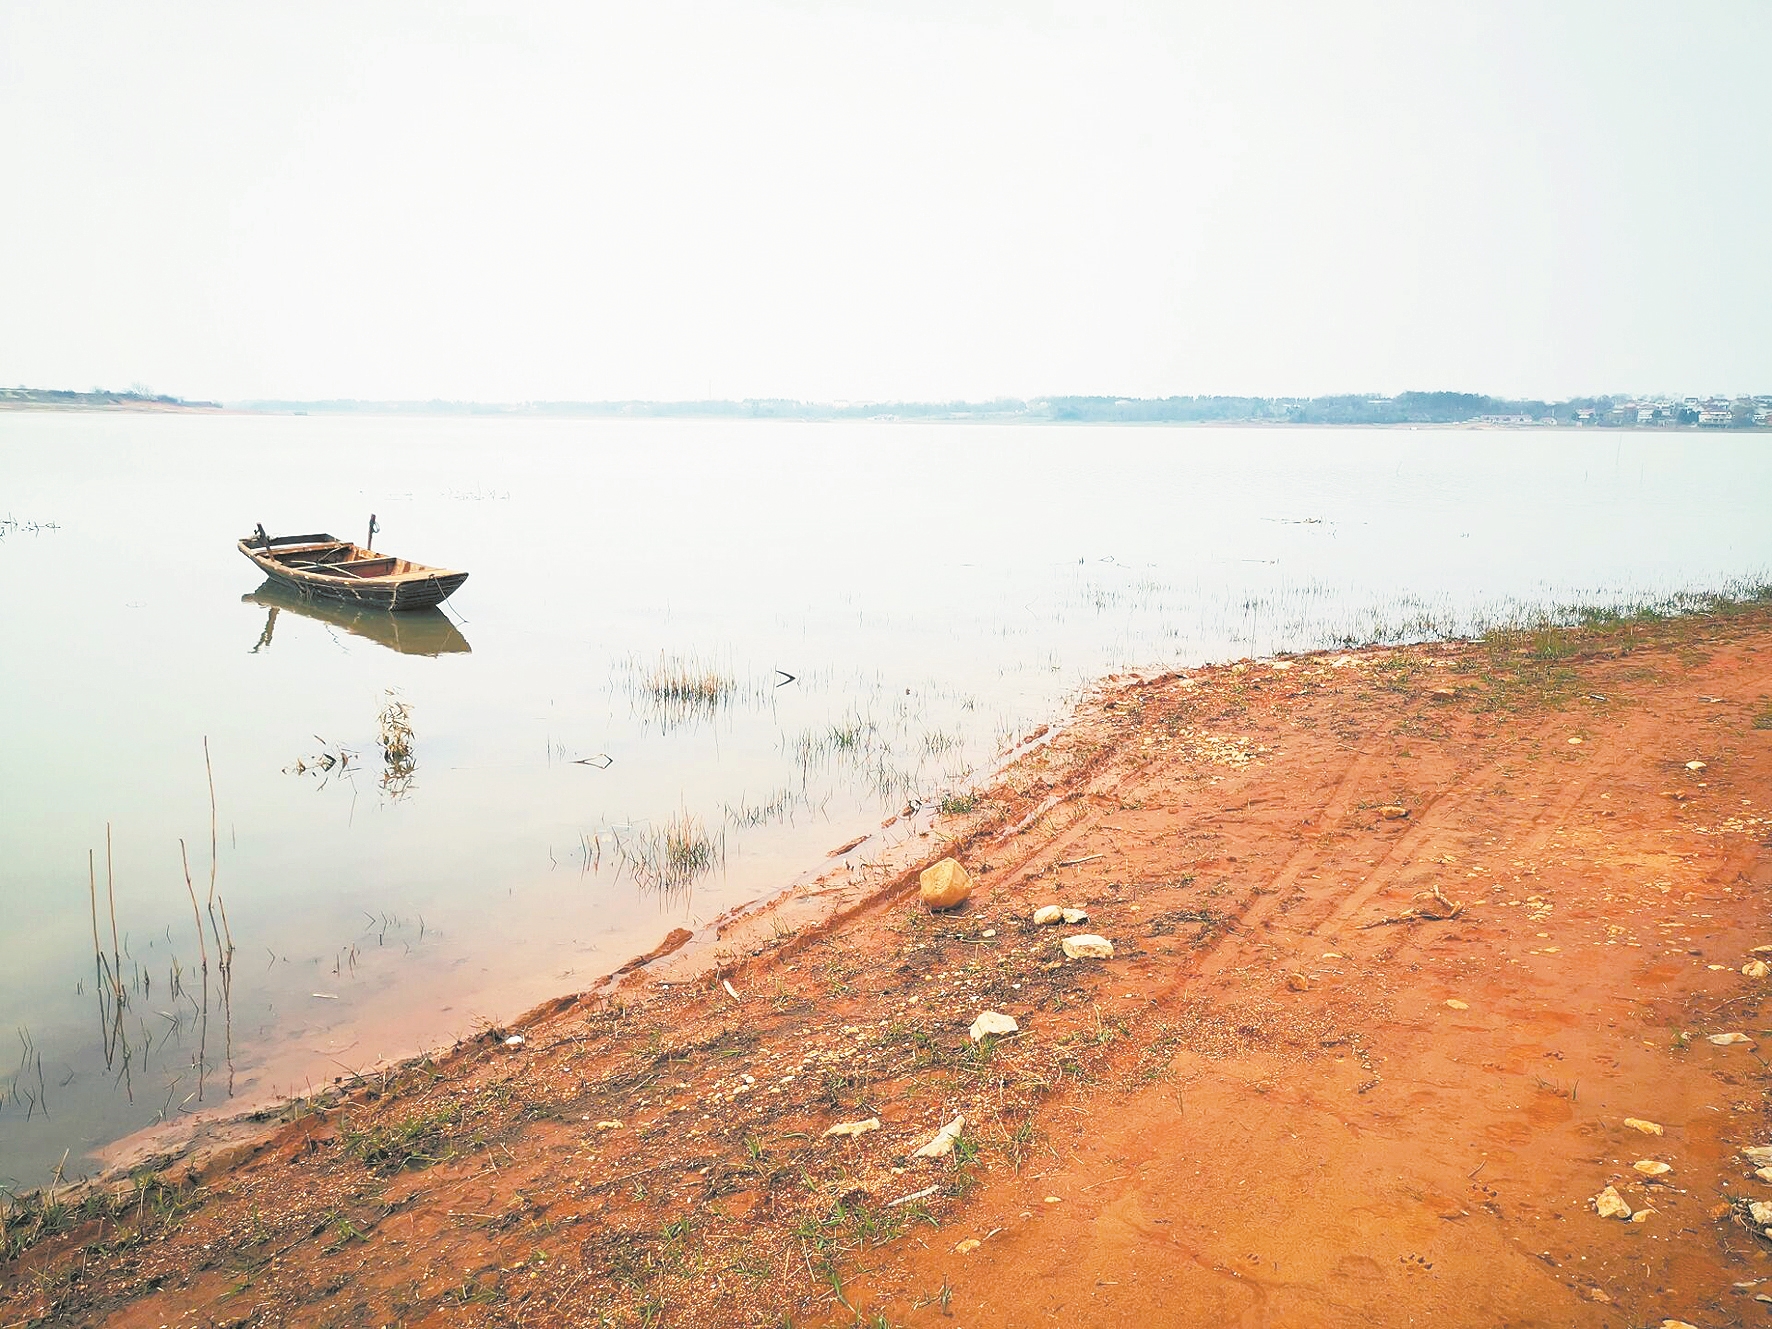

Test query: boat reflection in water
[244,580,472,657]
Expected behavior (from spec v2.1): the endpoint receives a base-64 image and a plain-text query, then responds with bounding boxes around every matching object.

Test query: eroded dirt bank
[5,609,1772,1328]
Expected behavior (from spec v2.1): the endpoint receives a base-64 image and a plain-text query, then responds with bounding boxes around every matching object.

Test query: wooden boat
[243,580,471,656]
[237,526,468,612]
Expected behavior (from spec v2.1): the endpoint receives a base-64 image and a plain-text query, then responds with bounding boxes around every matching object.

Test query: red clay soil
[5,610,1772,1329]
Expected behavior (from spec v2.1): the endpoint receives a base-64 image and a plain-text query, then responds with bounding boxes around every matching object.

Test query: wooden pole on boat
[365,513,378,553]
[255,522,272,552]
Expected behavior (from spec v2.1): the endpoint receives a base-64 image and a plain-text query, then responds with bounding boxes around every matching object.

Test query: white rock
[1709,1032,1753,1046]
[1061,908,1089,924]
[1743,960,1769,979]
[1633,1160,1671,1176]
[1686,760,1707,771]
[1624,1118,1664,1135]
[1593,1185,1632,1220]
[1756,1167,1772,1183]
[913,1114,966,1159]
[503,1035,525,1047]
[981,929,997,939]
[1062,934,1115,960]
[969,1011,1019,1042]
[1752,1200,1772,1226]
[1743,1146,1772,1165]
[1033,905,1065,925]
[823,1117,882,1139]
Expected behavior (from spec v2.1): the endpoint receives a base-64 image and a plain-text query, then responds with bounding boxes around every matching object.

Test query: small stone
[969,1011,1019,1042]
[1633,1160,1672,1176]
[1630,1210,1652,1223]
[1445,999,1469,1010]
[913,1114,965,1159]
[920,858,973,910]
[1685,760,1706,771]
[824,1117,882,1139]
[1593,1185,1631,1220]
[1286,972,1309,992]
[1033,905,1065,925]
[954,1238,981,1254]
[1044,1195,1062,1204]
[981,929,997,939]
[1378,805,1410,819]
[1708,1032,1752,1046]
[1062,934,1114,960]
[503,1034,525,1047]
[1624,1118,1664,1135]
[1743,960,1769,979]
[1744,1146,1772,1165]
[1661,1321,1699,1329]
[595,1120,623,1130]
[1061,908,1089,925]
[1751,1200,1772,1226]
[1568,737,1583,745]
[1753,945,1772,954]
[1756,1167,1772,1183]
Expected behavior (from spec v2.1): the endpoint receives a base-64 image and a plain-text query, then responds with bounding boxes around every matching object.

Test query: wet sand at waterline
[6,605,1772,1327]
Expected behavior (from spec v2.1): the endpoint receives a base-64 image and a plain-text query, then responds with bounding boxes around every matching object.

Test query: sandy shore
[5,605,1772,1327]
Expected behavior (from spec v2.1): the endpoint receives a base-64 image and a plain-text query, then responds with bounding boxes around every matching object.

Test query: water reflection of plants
[619,652,776,734]
[584,810,727,900]
[282,690,417,801]
[13,747,242,1139]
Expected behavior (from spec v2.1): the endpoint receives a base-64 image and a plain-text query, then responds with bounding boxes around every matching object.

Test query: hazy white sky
[2,1,1767,402]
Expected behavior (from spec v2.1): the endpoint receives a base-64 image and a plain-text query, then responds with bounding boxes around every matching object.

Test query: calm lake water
[3,413,1770,1186]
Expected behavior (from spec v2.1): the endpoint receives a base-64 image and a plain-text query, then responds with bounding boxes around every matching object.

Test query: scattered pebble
[913,1114,965,1159]
[1062,934,1115,960]
[1044,1195,1063,1204]
[1061,908,1089,925]
[1708,1032,1753,1046]
[1743,1146,1772,1165]
[503,1035,525,1047]
[981,929,997,939]
[1756,1167,1772,1184]
[1444,999,1468,1010]
[1743,960,1768,979]
[1685,760,1706,771]
[1593,1185,1632,1220]
[954,1238,981,1254]
[1752,1200,1772,1226]
[1286,972,1309,992]
[1567,737,1582,745]
[1633,1160,1672,1176]
[823,1117,881,1139]
[1378,805,1410,819]
[969,1011,1019,1042]
[595,1120,623,1130]
[1033,905,1065,925]
[1624,1118,1664,1136]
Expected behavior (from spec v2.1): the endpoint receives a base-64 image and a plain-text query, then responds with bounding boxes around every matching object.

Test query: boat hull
[237,535,469,612]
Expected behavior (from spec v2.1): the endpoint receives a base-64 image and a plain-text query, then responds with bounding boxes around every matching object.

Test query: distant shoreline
[3,387,1766,429]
